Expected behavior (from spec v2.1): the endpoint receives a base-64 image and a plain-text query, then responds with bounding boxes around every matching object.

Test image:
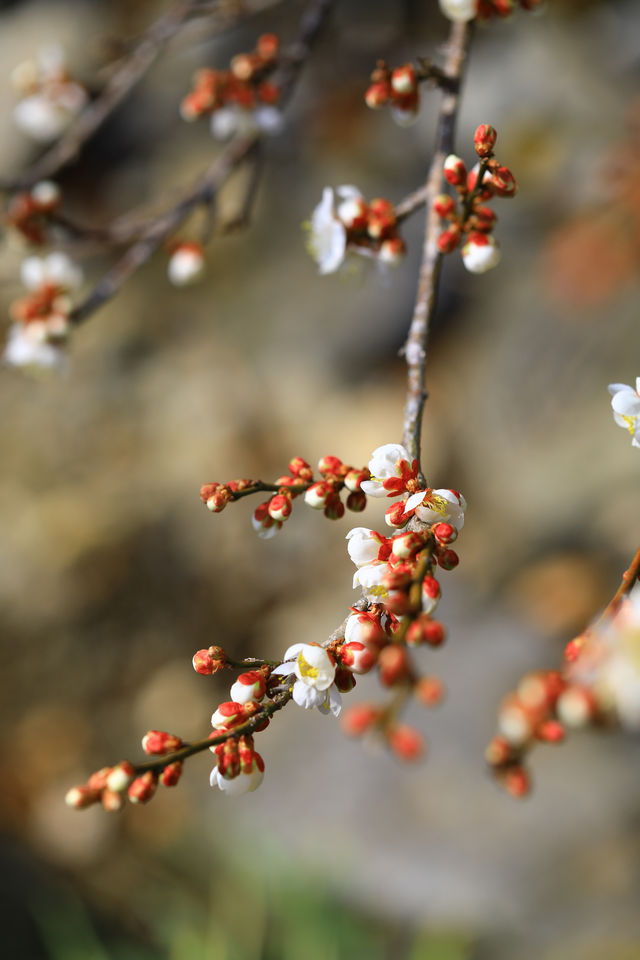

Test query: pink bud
[268,493,292,521]
[341,702,381,736]
[128,772,158,804]
[318,455,343,475]
[65,786,100,809]
[388,724,424,761]
[433,194,456,218]
[160,761,183,786]
[443,154,467,187]
[106,761,136,793]
[142,731,183,755]
[340,641,378,674]
[378,645,410,686]
[365,81,390,109]
[473,123,497,157]
[304,481,333,509]
[431,522,457,544]
[390,64,417,95]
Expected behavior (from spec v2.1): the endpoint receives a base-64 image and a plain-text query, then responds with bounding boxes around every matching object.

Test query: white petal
[405,491,426,511]
[254,105,283,134]
[292,680,325,709]
[271,661,295,676]
[360,480,387,498]
[336,184,363,200]
[21,257,46,290]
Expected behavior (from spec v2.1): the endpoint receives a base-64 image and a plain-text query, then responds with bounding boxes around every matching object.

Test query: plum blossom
[360,443,419,498]
[346,527,391,567]
[570,588,640,730]
[461,233,501,274]
[405,488,467,530]
[272,643,342,715]
[4,252,83,372]
[439,0,477,20]
[608,379,640,448]
[210,103,283,141]
[307,187,349,275]
[168,243,205,286]
[210,755,264,795]
[12,45,87,142]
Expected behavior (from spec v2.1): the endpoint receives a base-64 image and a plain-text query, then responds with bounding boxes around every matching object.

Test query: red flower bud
[473,123,497,158]
[160,761,183,786]
[388,724,424,762]
[378,645,410,686]
[346,490,367,512]
[128,771,158,804]
[341,702,381,736]
[437,548,459,570]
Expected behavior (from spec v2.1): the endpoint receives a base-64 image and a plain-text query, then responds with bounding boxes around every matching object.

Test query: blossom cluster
[487,578,640,798]
[180,33,282,140]
[11,44,87,142]
[609,379,640,448]
[439,0,544,22]
[437,124,516,273]
[4,251,83,371]
[6,181,61,247]
[66,441,466,805]
[307,187,406,276]
[364,61,421,127]
[200,454,371,538]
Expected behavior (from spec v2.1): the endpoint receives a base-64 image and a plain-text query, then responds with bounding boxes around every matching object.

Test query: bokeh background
[1,0,640,957]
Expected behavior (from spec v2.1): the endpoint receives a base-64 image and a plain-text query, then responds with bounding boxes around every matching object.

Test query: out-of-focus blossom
[608,379,640,448]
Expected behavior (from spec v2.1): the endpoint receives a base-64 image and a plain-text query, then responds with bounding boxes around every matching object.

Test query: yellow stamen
[297,653,319,681]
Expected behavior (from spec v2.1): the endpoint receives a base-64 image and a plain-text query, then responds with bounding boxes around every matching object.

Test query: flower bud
[431,522,457,544]
[536,720,565,743]
[392,531,424,559]
[101,789,125,812]
[206,488,232,512]
[128,771,158,804]
[334,666,357,692]
[378,236,406,265]
[200,482,219,503]
[473,123,497,157]
[318,455,343,475]
[388,724,424,761]
[556,686,595,728]
[439,0,477,22]
[230,52,259,81]
[87,767,112,791]
[414,675,445,707]
[503,765,530,799]
[461,233,500,274]
[473,205,496,231]
[498,696,533,746]
[485,735,513,767]
[437,548,459,570]
[491,165,517,198]
[491,0,516,16]
[341,702,381,736]
[385,502,410,528]
[437,226,461,254]
[378,645,410,686]
[346,490,366,512]
[390,64,417,95]
[160,761,183,786]
[168,243,205,287]
[211,701,247,730]
[268,493,292,521]
[433,194,456,218]
[421,576,441,614]
[31,180,60,211]
[230,670,267,704]
[65,786,100,809]
[324,496,345,520]
[365,82,389,109]
[106,761,136,793]
[444,154,467,186]
[304,481,333,509]
[256,33,279,61]
[142,730,183,755]
[340,641,378,674]
[288,456,314,480]
[407,616,445,647]
[192,645,226,675]
[344,468,368,492]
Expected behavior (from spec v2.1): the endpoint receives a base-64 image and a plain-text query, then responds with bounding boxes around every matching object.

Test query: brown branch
[69,0,335,326]
[596,544,640,625]
[2,0,204,192]
[401,21,473,468]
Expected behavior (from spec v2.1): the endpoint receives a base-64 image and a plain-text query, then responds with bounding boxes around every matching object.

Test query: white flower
[12,46,87,142]
[439,0,477,22]
[271,643,342,716]
[21,252,83,291]
[461,234,501,274]
[405,488,467,530]
[210,104,283,140]
[360,442,416,498]
[168,244,205,286]
[210,760,264,795]
[3,323,66,371]
[608,379,640,448]
[352,561,391,599]
[346,527,389,566]
[308,187,348,275]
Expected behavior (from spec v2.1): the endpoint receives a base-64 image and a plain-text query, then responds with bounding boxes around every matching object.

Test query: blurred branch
[596,544,640,625]
[2,0,206,192]
[221,141,264,233]
[401,21,472,468]
[70,0,335,326]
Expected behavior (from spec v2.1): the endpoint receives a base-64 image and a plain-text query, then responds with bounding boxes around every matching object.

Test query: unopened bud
[304,481,332,509]
[437,548,459,570]
[268,493,292,521]
[388,724,424,761]
[437,226,461,254]
[433,194,457,218]
[414,675,445,707]
[365,82,389,109]
[341,702,380,736]
[443,154,467,186]
[340,641,378,674]
[288,456,313,480]
[346,490,367,512]
[407,616,445,647]
[192,645,226,675]
[106,761,135,793]
[473,123,497,157]
[378,645,410,686]
[142,731,183,755]
[324,496,345,520]
[128,771,157,804]
[318,455,343,475]
[431,522,457,544]
[378,236,406,265]
[390,64,417,95]
[392,531,424,559]
[65,786,100,809]
[160,761,183,787]
[385,501,410,528]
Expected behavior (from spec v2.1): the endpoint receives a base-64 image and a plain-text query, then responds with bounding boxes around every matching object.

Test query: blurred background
[1,0,640,957]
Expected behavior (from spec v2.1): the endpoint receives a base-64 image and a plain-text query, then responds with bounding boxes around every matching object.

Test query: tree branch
[401,21,473,469]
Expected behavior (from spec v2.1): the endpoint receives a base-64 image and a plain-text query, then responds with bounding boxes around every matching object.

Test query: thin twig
[596,545,640,624]
[2,0,203,192]
[401,21,473,469]
[69,0,334,326]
